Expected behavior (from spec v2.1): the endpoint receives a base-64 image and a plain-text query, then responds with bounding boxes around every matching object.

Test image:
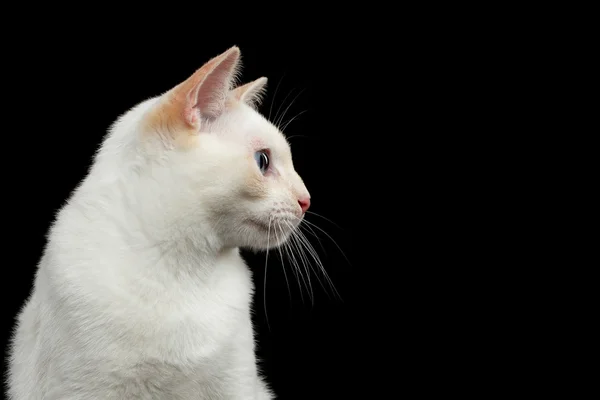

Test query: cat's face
[139,46,310,251]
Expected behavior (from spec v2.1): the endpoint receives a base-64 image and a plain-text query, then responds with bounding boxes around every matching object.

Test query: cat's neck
[62,175,234,282]
[138,242,242,286]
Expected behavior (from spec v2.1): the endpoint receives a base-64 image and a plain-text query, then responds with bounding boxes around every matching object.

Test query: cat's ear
[231,77,268,109]
[170,46,241,128]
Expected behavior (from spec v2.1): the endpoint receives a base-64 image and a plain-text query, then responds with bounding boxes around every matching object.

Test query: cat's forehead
[221,104,291,156]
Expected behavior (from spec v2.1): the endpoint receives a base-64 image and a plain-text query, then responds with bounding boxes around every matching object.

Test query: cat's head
[112,46,310,251]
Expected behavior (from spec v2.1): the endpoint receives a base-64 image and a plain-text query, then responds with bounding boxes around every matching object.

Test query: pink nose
[298,197,311,214]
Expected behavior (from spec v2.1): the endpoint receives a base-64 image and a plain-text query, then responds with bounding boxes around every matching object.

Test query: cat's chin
[246,218,272,232]
[242,217,297,250]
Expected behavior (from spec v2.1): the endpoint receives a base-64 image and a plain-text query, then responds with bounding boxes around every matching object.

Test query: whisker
[288,223,315,306]
[268,222,292,308]
[267,214,347,307]
[268,74,285,122]
[306,210,344,231]
[273,88,296,128]
[283,247,304,304]
[289,226,314,304]
[277,225,293,304]
[281,109,308,133]
[288,221,329,301]
[285,134,311,142]
[299,221,327,255]
[275,88,305,129]
[272,222,295,303]
[301,219,351,266]
[279,222,308,303]
[294,222,341,300]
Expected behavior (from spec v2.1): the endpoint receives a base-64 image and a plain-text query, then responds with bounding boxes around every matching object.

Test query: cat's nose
[298,197,311,214]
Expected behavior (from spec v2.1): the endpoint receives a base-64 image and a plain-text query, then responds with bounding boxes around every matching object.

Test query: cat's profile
[7,46,311,399]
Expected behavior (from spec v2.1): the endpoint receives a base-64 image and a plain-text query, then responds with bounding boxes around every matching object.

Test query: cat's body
[7,46,310,399]
[10,220,267,399]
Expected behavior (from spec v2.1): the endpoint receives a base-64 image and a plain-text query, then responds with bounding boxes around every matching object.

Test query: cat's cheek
[239,172,269,199]
[230,154,266,199]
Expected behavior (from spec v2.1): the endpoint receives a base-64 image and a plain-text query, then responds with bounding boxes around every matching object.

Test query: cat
[6,46,311,399]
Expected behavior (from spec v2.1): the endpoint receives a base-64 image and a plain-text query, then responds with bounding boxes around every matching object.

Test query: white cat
[7,46,311,399]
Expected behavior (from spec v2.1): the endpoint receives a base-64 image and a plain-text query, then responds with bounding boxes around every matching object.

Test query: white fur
[7,48,310,399]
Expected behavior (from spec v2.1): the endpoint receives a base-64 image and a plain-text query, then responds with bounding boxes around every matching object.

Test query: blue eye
[254,150,270,174]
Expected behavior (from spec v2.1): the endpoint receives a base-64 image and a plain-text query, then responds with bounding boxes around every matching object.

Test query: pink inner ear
[232,77,268,108]
[191,53,239,120]
[167,47,240,129]
[185,102,200,127]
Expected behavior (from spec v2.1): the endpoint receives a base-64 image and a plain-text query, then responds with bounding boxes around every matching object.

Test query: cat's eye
[254,150,270,174]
